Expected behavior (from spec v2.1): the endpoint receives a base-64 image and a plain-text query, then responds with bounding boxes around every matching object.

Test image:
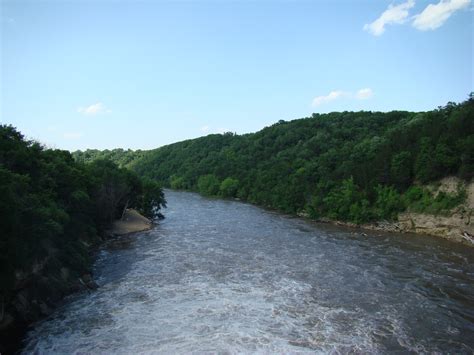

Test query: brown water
[22,190,474,353]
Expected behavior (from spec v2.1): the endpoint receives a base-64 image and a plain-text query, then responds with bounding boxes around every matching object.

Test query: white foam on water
[22,191,474,354]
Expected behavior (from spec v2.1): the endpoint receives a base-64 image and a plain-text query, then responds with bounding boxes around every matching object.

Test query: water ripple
[22,190,474,354]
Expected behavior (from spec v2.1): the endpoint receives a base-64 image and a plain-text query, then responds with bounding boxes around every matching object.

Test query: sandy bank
[110,209,153,235]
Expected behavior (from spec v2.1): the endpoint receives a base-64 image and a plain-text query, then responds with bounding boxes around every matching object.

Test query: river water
[22,190,474,353]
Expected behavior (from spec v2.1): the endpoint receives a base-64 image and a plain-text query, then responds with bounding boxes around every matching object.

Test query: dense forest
[72,148,146,169]
[0,125,165,351]
[74,96,473,224]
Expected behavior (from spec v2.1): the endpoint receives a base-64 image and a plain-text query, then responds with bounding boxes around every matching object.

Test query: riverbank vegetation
[74,96,472,224]
[0,125,165,351]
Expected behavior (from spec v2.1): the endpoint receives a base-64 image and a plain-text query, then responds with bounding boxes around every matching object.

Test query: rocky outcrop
[314,177,474,246]
[365,177,474,246]
[395,178,473,245]
[396,210,472,244]
[357,210,473,246]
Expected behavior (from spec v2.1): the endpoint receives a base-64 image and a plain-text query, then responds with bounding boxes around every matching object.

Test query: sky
[1,0,472,151]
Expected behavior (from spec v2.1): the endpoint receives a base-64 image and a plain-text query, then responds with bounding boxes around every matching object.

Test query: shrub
[219,177,239,198]
[197,174,220,196]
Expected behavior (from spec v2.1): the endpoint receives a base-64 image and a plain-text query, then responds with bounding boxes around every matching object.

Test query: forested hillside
[0,125,165,350]
[72,148,146,168]
[74,96,473,224]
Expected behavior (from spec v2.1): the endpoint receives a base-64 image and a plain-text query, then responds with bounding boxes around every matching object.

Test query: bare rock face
[396,178,474,246]
[397,212,473,245]
[355,177,474,246]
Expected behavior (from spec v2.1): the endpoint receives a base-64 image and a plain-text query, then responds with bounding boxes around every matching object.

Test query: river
[22,190,474,353]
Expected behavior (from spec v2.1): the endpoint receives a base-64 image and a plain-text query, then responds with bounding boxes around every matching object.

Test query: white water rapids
[22,190,474,353]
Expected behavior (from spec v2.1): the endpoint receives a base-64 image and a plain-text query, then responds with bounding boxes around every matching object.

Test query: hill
[74,96,473,228]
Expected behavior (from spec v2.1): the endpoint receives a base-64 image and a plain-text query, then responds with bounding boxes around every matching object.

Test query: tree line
[74,95,473,224]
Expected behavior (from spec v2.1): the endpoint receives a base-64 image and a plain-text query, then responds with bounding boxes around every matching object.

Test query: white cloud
[412,0,470,30]
[364,0,415,36]
[63,132,83,140]
[312,90,347,107]
[200,125,210,133]
[355,88,374,100]
[77,102,111,115]
[312,88,374,107]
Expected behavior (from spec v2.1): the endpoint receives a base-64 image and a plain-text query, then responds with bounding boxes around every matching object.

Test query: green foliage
[403,185,466,215]
[197,174,220,196]
[316,178,372,223]
[220,177,239,198]
[170,175,186,189]
[390,151,412,189]
[374,185,404,220]
[72,96,472,224]
[71,148,145,169]
[0,125,165,301]
[137,178,167,219]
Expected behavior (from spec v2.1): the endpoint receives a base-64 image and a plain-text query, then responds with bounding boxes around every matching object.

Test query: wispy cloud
[311,89,374,107]
[355,88,374,100]
[63,132,83,140]
[364,0,415,36]
[312,91,348,107]
[364,0,470,35]
[200,125,210,133]
[77,102,111,116]
[412,0,470,30]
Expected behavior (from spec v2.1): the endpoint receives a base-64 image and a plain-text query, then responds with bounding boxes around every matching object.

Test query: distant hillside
[72,148,146,169]
[74,96,473,224]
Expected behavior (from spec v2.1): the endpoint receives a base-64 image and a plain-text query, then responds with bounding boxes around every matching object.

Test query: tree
[197,174,220,196]
[137,178,167,219]
[219,177,239,198]
[390,151,412,190]
[374,185,403,220]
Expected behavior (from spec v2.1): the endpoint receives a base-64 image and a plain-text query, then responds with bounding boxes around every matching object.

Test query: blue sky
[1,0,472,151]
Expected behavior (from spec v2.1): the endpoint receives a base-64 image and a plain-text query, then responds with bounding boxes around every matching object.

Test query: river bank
[0,209,153,354]
[308,178,474,247]
[312,213,474,247]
